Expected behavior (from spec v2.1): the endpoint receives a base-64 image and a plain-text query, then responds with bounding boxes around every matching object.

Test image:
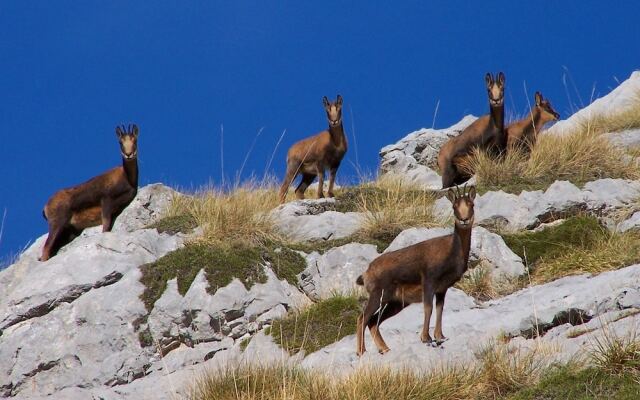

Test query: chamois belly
[393,284,423,304]
[70,206,102,229]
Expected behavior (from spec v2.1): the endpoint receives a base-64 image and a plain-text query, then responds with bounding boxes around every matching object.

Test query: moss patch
[148,214,198,234]
[270,295,361,355]
[508,366,640,400]
[288,234,390,254]
[501,215,640,284]
[501,216,605,266]
[139,242,306,312]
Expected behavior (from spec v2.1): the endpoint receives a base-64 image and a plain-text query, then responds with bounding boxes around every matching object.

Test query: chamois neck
[522,108,546,137]
[122,157,139,188]
[328,122,346,146]
[489,103,504,131]
[454,224,473,268]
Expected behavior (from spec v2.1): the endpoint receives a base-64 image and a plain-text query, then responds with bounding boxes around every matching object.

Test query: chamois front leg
[316,164,325,198]
[420,278,435,344]
[433,291,447,344]
[40,222,65,262]
[101,198,115,232]
[327,166,338,198]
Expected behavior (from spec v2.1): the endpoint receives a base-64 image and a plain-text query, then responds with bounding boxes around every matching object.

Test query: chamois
[278,95,348,204]
[40,124,139,262]
[506,91,559,153]
[438,72,505,188]
[355,185,476,355]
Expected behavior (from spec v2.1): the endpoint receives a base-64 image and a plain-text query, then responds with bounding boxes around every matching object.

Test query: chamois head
[534,92,560,121]
[116,124,139,160]
[446,185,476,229]
[323,95,343,127]
[485,72,505,107]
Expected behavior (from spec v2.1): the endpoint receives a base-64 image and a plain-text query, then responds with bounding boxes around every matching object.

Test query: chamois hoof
[420,335,433,344]
[378,347,390,355]
[327,192,335,198]
[317,193,325,199]
[434,337,448,345]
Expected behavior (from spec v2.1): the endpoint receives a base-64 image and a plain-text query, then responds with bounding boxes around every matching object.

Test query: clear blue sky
[0,1,638,263]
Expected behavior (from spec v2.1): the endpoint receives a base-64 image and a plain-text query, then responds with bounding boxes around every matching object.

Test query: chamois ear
[485,73,493,88]
[336,94,343,106]
[131,124,139,138]
[535,92,542,106]
[322,96,330,108]
[497,72,505,86]
[446,188,457,204]
[115,126,123,138]
[467,186,477,201]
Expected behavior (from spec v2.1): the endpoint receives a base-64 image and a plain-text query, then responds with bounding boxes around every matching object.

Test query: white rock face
[378,116,477,189]
[433,179,640,232]
[301,263,640,373]
[0,229,183,398]
[619,211,640,232]
[113,183,178,232]
[299,243,380,300]
[547,71,640,137]
[271,198,365,241]
[386,226,526,279]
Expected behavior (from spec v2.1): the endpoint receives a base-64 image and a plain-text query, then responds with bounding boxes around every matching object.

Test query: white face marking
[120,136,137,157]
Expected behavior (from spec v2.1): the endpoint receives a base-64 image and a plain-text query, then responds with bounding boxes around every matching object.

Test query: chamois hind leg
[368,301,405,354]
[278,160,299,203]
[420,278,435,344]
[433,291,448,344]
[327,166,338,198]
[357,289,384,356]
[295,173,315,200]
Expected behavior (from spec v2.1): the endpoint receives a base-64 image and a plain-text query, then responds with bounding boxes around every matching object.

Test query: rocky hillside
[1,73,640,399]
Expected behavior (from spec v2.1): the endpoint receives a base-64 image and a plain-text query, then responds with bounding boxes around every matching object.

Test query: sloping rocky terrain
[1,73,640,399]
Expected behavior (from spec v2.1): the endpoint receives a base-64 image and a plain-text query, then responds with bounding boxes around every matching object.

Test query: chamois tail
[356,275,364,286]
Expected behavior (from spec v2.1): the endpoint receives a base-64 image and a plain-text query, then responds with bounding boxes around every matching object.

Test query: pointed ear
[467,186,477,201]
[498,72,505,86]
[535,92,542,106]
[485,73,493,88]
[446,188,457,204]
[131,124,139,138]
[115,126,123,138]
[336,94,343,106]
[322,96,330,108]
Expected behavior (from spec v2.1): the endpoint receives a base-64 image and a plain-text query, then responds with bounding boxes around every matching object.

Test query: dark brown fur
[278,95,348,203]
[506,92,559,153]
[355,185,476,355]
[40,124,139,262]
[438,72,505,188]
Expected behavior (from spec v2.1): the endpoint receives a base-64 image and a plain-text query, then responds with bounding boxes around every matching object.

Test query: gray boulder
[271,198,365,241]
[301,263,640,373]
[379,116,477,189]
[299,243,380,300]
[434,179,640,232]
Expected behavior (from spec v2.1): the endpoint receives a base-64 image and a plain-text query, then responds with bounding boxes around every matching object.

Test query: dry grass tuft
[475,342,547,397]
[338,176,444,244]
[531,231,640,284]
[187,341,563,400]
[463,125,640,194]
[589,325,640,375]
[164,181,283,245]
[456,265,498,301]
